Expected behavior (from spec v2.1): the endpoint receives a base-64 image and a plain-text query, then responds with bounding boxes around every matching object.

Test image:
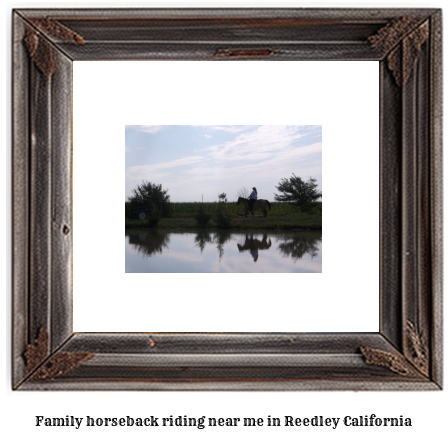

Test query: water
[125,229,322,273]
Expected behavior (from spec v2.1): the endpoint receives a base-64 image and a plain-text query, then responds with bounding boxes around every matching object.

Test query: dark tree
[194,205,212,228]
[218,192,227,203]
[214,192,231,228]
[274,174,322,212]
[127,181,171,215]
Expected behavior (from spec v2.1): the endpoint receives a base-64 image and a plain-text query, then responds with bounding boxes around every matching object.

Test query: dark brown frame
[12,8,442,390]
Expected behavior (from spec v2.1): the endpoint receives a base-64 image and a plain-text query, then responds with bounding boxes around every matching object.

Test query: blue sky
[125,125,322,203]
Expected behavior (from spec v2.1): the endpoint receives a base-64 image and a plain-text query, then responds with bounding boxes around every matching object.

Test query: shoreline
[125,214,322,231]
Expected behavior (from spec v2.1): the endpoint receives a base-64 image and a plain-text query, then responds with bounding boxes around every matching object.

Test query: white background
[3,1,446,438]
[73,60,379,333]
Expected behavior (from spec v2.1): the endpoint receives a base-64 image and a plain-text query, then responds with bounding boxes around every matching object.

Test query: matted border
[12,8,442,390]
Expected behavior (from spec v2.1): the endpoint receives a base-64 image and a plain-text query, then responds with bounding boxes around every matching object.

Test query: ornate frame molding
[12,8,442,390]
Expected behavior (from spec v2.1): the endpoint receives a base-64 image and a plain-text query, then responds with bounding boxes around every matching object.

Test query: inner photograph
[125,125,322,273]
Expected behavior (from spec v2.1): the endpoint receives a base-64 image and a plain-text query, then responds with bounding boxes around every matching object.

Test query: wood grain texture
[29,60,52,344]
[429,10,443,388]
[379,60,402,349]
[50,49,73,350]
[12,7,443,391]
[12,13,30,388]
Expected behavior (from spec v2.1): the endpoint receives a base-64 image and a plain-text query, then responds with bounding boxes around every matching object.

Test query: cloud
[184,167,217,176]
[210,125,254,133]
[126,125,164,134]
[126,170,172,181]
[152,156,204,170]
[126,156,204,181]
[301,125,322,132]
[183,142,322,184]
[207,125,312,162]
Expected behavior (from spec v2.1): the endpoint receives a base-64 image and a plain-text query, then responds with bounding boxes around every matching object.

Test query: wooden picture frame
[12,8,442,390]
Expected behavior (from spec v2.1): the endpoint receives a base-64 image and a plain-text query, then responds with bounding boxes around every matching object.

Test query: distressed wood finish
[12,12,30,386]
[12,8,442,390]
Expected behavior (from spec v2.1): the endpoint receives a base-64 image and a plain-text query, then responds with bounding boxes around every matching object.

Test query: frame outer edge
[12,12,30,388]
[400,20,437,378]
[18,379,441,391]
[12,7,442,391]
[429,10,443,388]
[414,22,431,377]
[14,7,439,20]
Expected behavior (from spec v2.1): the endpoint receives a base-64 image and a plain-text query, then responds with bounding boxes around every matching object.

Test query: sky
[125,125,322,203]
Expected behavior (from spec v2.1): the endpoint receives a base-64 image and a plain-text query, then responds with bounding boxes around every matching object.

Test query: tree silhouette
[274,175,321,212]
[128,180,171,215]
